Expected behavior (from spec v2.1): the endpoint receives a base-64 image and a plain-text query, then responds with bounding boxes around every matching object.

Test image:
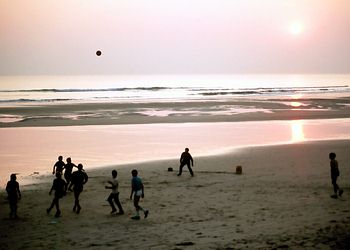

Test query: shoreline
[1,96,350,127]
[1,118,350,188]
[15,138,350,189]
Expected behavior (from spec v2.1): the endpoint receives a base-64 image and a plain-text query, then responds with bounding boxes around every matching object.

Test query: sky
[0,0,349,75]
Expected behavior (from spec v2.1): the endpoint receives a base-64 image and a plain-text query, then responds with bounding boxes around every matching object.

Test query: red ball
[96,50,102,56]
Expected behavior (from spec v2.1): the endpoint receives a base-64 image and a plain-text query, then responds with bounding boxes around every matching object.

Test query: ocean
[0,74,350,105]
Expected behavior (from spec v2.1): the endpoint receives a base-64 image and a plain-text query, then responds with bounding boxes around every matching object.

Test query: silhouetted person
[64,157,77,190]
[130,169,148,220]
[329,152,343,198]
[47,172,67,217]
[6,174,21,219]
[105,170,124,215]
[53,155,65,175]
[70,164,88,214]
[177,148,194,177]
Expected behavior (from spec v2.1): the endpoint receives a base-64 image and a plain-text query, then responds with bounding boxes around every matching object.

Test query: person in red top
[177,148,194,177]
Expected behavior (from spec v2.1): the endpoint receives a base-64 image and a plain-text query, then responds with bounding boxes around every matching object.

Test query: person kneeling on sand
[105,170,124,215]
[47,172,67,217]
[130,169,149,220]
[329,152,344,198]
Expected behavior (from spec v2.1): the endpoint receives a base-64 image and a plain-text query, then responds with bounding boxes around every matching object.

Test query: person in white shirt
[105,170,124,215]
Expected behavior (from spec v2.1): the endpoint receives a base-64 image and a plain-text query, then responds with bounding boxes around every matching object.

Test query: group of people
[49,155,150,220]
[105,169,149,220]
[48,156,88,217]
[101,148,194,220]
[96,147,195,220]
[10,149,344,219]
[5,148,195,220]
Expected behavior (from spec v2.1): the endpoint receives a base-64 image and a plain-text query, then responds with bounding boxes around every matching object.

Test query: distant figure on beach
[6,174,21,219]
[130,169,149,220]
[64,157,77,190]
[53,156,65,175]
[329,152,344,198]
[105,170,124,215]
[70,164,88,214]
[47,172,67,217]
[177,148,194,177]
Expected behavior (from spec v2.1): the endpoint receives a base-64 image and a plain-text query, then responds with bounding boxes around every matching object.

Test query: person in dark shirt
[6,174,21,219]
[52,155,65,175]
[70,164,88,214]
[130,169,148,220]
[47,172,67,217]
[329,152,344,198]
[64,157,77,190]
[177,148,194,177]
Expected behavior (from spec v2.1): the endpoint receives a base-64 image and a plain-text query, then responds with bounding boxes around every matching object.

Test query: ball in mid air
[96,50,102,56]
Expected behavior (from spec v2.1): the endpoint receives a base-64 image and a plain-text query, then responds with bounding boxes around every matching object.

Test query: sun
[289,21,303,35]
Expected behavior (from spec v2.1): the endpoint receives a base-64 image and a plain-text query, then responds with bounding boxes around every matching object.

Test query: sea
[0,74,350,106]
[1,74,350,186]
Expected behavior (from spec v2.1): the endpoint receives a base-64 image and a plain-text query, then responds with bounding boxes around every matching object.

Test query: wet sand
[0,96,350,127]
[1,118,350,187]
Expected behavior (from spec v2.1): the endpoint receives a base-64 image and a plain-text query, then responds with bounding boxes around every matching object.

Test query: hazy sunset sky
[0,0,349,75]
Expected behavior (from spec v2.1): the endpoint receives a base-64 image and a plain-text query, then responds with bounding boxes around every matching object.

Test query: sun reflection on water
[290,101,302,108]
[290,120,305,142]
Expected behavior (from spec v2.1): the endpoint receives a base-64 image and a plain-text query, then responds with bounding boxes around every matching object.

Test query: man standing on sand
[64,157,77,190]
[6,174,21,219]
[70,164,88,214]
[105,170,124,215]
[53,155,65,175]
[47,172,66,217]
[329,152,344,198]
[130,169,149,220]
[177,148,194,177]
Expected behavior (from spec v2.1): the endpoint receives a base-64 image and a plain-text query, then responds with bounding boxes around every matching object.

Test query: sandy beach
[1,96,350,249]
[1,139,350,249]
